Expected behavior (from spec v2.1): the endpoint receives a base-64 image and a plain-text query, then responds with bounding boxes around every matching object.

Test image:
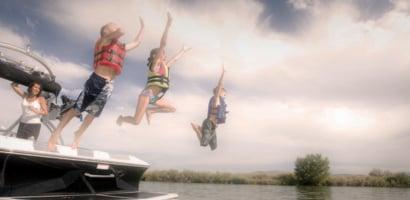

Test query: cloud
[40,55,90,88]
[288,0,319,10]
[0,22,30,46]
[353,0,394,20]
[1,0,410,173]
[25,17,38,32]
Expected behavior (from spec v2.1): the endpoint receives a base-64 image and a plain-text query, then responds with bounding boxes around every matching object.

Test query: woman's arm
[213,65,225,107]
[166,46,191,67]
[29,97,48,116]
[125,17,144,51]
[10,82,25,98]
[152,12,172,67]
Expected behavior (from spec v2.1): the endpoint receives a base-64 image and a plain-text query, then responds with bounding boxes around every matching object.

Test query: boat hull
[0,136,149,198]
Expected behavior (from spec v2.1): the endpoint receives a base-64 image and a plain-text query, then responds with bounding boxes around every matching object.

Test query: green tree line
[142,154,410,187]
[142,169,410,187]
[142,169,296,185]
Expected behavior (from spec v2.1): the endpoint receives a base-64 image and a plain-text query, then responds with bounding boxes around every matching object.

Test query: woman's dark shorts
[16,123,41,140]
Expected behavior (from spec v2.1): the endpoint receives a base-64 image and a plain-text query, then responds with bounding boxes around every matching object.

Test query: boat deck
[0,135,149,168]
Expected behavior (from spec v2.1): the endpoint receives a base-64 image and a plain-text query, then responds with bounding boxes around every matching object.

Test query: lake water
[140,181,410,200]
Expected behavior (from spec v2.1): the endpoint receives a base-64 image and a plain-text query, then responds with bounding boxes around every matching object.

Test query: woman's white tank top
[21,97,42,124]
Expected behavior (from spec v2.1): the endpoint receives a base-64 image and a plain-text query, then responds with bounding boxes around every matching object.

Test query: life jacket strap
[94,57,123,66]
[94,49,125,59]
[147,76,170,85]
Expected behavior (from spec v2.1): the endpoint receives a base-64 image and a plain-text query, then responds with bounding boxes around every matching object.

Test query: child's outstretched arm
[160,12,172,51]
[125,17,144,51]
[152,12,172,67]
[213,65,226,107]
[166,45,191,66]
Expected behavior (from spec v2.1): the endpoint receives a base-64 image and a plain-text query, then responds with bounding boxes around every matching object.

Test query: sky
[0,0,410,174]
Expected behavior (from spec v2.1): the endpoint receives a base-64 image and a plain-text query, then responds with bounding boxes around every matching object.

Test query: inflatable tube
[0,60,61,96]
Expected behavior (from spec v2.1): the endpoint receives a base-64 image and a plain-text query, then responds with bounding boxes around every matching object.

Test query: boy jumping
[48,19,144,150]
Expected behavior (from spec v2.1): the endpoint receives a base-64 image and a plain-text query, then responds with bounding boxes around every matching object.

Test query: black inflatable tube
[0,60,61,96]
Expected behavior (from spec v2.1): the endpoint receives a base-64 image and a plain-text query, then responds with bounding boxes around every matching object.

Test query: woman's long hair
[147,48,161,69]
[27,81,42,97]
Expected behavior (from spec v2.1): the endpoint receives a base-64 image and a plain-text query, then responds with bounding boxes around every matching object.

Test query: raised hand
[182,45,192,52]
[139,17,144,29]
[166,12,173,26]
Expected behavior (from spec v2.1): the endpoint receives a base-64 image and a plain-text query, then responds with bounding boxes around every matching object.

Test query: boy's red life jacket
[93,40,126,75]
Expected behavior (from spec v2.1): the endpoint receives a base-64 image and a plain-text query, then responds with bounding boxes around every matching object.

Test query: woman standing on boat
[117,12,190,126]
[11,81,48,140]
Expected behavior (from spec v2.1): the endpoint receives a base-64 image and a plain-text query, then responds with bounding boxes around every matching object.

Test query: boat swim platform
[0,135,178,199]
[0,135,149,168]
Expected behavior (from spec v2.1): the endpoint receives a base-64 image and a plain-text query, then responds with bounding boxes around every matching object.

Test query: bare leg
[145,98,176,124]
[117,94,150,126]
[145,111,152,125]
[71,114,95,149]
[190,122,202,142]
[48,108,78,151]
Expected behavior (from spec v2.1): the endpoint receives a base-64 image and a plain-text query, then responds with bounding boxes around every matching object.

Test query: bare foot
[71,141,80,149]
[145,110,152,125]
[190,123,202,141]
[71,132,81,149]
[48,135,58,151]
[116,115,123,126]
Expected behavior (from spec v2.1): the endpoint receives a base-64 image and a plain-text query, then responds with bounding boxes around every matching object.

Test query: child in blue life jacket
[191,65,228,151]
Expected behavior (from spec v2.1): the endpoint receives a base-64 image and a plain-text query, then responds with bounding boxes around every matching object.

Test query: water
[140,181,410,200]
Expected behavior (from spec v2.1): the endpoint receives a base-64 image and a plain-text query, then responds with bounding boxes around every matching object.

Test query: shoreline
[142,170,410,188]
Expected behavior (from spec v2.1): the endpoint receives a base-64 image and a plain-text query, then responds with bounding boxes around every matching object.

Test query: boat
[0,135,177,199]
[0,42,178,199]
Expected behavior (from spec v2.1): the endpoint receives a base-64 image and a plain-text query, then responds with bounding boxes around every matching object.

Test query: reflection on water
[296,186,331,200]
[140,181,410,200]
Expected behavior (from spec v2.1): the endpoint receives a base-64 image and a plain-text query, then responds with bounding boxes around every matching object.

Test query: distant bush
[369,169,392,177]
[294,154,330,186]
[368,169,410,187]
[143,170,283,185]
[327,170,410,187]
[277,173,297,185]
[388,172,410,187]
[328,175,389,187]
